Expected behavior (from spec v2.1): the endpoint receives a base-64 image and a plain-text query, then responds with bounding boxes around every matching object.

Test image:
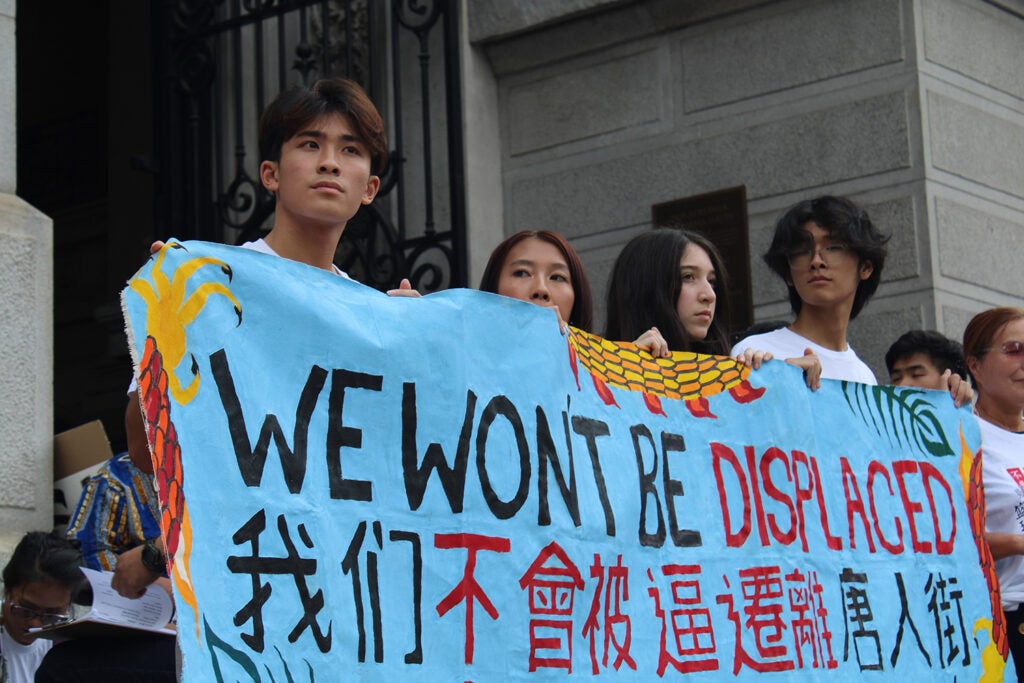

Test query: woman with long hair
[479,230,595,332]
[604,228,731,356]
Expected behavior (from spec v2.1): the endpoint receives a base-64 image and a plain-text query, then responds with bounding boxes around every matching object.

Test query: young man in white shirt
[732,195,887,384]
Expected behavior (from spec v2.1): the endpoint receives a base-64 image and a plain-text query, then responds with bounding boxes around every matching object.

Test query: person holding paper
[0,531,83,683]
[885,329,971,395]
[104,76,401,681]
[36,398,177,682]
[601,228,821,388]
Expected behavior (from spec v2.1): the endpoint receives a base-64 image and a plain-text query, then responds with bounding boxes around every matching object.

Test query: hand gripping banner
[122,241,1010,681]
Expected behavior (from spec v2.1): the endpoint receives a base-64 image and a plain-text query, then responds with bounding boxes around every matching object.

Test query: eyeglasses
[991,341,1024,357]
[9,603,72,627]
[786,242,851,267]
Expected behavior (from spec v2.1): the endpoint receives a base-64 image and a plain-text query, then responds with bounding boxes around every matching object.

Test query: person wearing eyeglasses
[964,307,1024,681]
[0,531,83,683]
[731,195,887,384]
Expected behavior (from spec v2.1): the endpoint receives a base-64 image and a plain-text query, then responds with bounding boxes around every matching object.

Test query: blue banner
[122,241,1008,681]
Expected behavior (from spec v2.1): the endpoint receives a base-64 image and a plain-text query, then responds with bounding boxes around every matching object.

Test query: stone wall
[0,0,54,560]
[465,0,1024,379]
[917,0,1024,342]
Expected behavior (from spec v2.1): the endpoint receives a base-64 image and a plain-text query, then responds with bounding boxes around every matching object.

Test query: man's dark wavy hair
[2,530,83,592]
[884,329,967,378]
[259,77,387,174]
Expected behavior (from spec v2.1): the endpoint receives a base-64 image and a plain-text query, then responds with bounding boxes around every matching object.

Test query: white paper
[79,567,174,628]
[29,567,175,635]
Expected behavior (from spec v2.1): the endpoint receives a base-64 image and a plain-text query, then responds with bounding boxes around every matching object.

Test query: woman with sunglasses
[1,531,83,683]
[964,307,1024,680]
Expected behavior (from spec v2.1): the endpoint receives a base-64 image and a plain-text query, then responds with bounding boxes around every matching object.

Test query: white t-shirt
[978,416,1024,609]
[731,326,877,385]
[1,627,53,683]
[240,238,351,279]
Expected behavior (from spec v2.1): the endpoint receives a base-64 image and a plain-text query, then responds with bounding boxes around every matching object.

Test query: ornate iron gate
[153,0,467,291]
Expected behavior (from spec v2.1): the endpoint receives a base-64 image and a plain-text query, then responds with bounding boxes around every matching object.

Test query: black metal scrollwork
[157,0,466,289]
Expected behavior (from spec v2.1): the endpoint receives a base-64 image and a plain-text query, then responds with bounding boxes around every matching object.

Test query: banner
[122,241,1009,681]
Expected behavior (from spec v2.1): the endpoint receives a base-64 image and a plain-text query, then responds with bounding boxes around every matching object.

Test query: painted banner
[122,241,1009,681]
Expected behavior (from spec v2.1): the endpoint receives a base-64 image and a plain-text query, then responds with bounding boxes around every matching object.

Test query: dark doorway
[17,0,156,452]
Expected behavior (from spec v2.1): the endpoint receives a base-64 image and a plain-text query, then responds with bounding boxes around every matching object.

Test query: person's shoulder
[238,238,274,255]
[81,453,135,494]
[730,327,792,355]
[238,238,351,279]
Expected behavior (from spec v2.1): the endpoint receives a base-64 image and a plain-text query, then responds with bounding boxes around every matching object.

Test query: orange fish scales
[680,381,702,395]
[623,369,645,384]
[626,380,645,393]
[621,360,644,375]
[640,359,661,373]
[720,369,741,383]
[572,348,591,364]
[618,349,642,364]
[701,369,722,384]
[647,381,666,393]
[608,371,628,385]
[697,358,719,372]
[600,348,624,365]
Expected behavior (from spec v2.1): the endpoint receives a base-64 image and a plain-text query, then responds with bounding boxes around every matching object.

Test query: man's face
[259,114,380,233]
[889,352,947,390]
[785,222,871,313]
[2,582,73,645]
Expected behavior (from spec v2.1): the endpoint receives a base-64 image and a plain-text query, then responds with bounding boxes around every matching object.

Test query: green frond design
[270,647,314,683]
[205,616,262,682]
[203,619,315,682]
[841,382,955,457]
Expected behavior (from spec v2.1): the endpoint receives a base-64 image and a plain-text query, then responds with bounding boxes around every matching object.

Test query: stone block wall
[465,0,1024,379]
[917,0,1024,343]
[0,0,54,559]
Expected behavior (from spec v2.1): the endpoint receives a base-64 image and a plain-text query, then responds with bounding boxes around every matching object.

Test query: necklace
[975,404,1024,433]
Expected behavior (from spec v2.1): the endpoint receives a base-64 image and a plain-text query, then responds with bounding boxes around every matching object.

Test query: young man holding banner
[731,195,886,384]
[119,76,412,596]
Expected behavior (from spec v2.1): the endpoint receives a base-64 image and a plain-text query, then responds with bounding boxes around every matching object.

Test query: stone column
[0,0,55,561]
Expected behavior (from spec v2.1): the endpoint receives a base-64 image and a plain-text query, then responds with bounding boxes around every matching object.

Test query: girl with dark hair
[605,228,821,387]
[1,531,83,683]
[605,229,731,355]
[479,230,595,332]
[963,307,1024,681]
